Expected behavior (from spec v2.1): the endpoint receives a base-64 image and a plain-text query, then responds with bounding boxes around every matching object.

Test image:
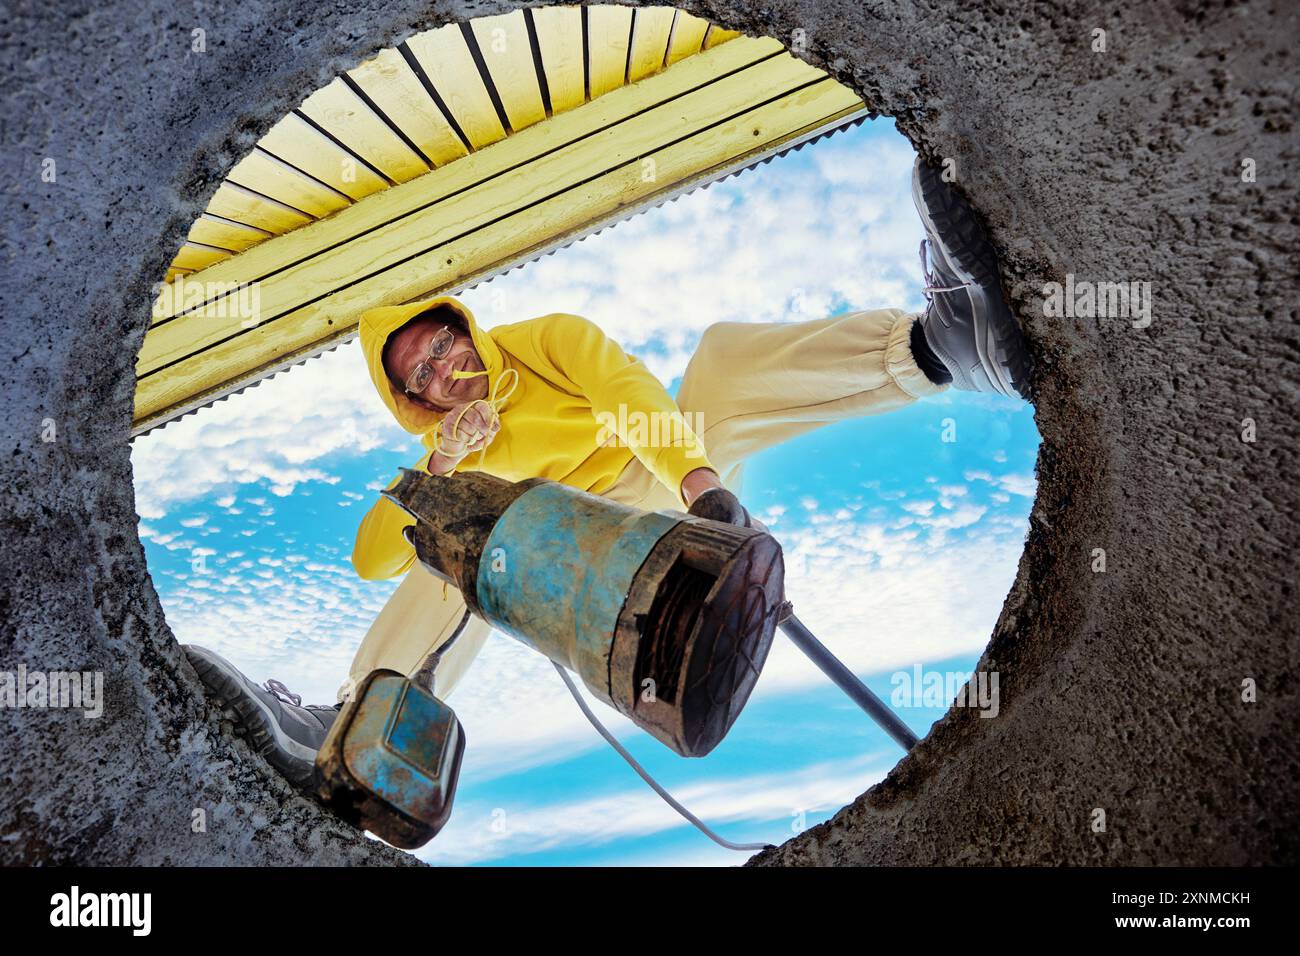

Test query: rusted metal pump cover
[474,481,682,699]
[383,470,785,757]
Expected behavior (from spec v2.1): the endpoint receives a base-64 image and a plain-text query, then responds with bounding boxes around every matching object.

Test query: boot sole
[184,645,317,790]
[912,158,1033,399]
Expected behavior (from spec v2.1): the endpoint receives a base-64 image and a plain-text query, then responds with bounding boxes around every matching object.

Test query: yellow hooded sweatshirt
[351,295,716,581]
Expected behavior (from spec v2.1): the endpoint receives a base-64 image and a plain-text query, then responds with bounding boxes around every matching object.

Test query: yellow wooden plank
[531,5,585,114]
[471,10,548,132]
[136,78,863,429]
[148,36,785,325]
[405,24,508,151]
[164,267,193,284]
[226,150,351,219]
[172,242,231,272]
[186,215,272,253]
[666,10,709,66]
[298,77,430,183]
[347,47,469,168]
[703,25,743,49]
[628,6,676,82]
[205,181,314,235]
[137,52,856,386]
[587,4,633,98]
[258,112,388,200]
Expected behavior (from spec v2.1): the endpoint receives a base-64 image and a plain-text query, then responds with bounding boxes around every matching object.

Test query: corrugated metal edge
[132,108,871,442]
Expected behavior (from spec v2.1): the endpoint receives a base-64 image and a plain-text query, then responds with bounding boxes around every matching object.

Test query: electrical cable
[552,661,773,853]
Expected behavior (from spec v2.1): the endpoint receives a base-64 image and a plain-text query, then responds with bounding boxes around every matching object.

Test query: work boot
[910,156,1033,399]
[184,644,340,792]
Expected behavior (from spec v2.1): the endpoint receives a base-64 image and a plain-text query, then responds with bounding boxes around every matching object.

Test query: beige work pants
[340,308,943,702]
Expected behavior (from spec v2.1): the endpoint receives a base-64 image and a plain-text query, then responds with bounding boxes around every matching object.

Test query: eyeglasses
[403,325,456,397]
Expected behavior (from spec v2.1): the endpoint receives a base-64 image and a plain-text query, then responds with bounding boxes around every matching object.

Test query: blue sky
[132,117,1039,866]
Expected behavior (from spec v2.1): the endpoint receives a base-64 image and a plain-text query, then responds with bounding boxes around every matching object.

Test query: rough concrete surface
[2,1,1297,865]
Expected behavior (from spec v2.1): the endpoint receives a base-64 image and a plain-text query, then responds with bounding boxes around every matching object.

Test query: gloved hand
[687,488,768,533]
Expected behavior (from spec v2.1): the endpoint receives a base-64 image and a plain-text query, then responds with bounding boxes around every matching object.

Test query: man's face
[385,318,488,411]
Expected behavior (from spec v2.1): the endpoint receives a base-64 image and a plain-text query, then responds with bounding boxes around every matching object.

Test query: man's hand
[438,400,500,457]
[427,401,501,475]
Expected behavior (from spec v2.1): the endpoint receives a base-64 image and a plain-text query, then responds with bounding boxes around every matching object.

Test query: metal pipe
[778,612,920,752]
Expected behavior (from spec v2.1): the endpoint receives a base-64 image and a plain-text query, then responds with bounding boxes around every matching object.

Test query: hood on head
[358,294,504,436]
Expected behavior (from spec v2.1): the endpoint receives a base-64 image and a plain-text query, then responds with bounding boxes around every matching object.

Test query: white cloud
[448,126,926,388]
[997,473,1036,497]
[416,752,892,866]
[130,345,404,520]
[757,506,1018,696]
[962,469,1038,499]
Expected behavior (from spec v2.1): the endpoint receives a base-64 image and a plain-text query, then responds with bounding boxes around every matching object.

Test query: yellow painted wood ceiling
[138,5,867,436]
[165,6,734,282]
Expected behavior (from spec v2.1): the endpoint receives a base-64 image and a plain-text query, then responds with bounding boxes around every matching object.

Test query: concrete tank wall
[2,0,1295,864]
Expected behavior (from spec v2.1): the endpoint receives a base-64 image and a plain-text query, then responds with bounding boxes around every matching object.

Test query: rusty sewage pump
[315,469,785,848]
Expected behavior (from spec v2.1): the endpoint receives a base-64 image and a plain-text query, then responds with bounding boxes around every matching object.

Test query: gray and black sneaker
[184,644,339,792]
[911,157,1033,399]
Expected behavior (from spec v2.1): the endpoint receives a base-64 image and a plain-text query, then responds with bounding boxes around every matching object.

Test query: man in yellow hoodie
[185,158,1032,791]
